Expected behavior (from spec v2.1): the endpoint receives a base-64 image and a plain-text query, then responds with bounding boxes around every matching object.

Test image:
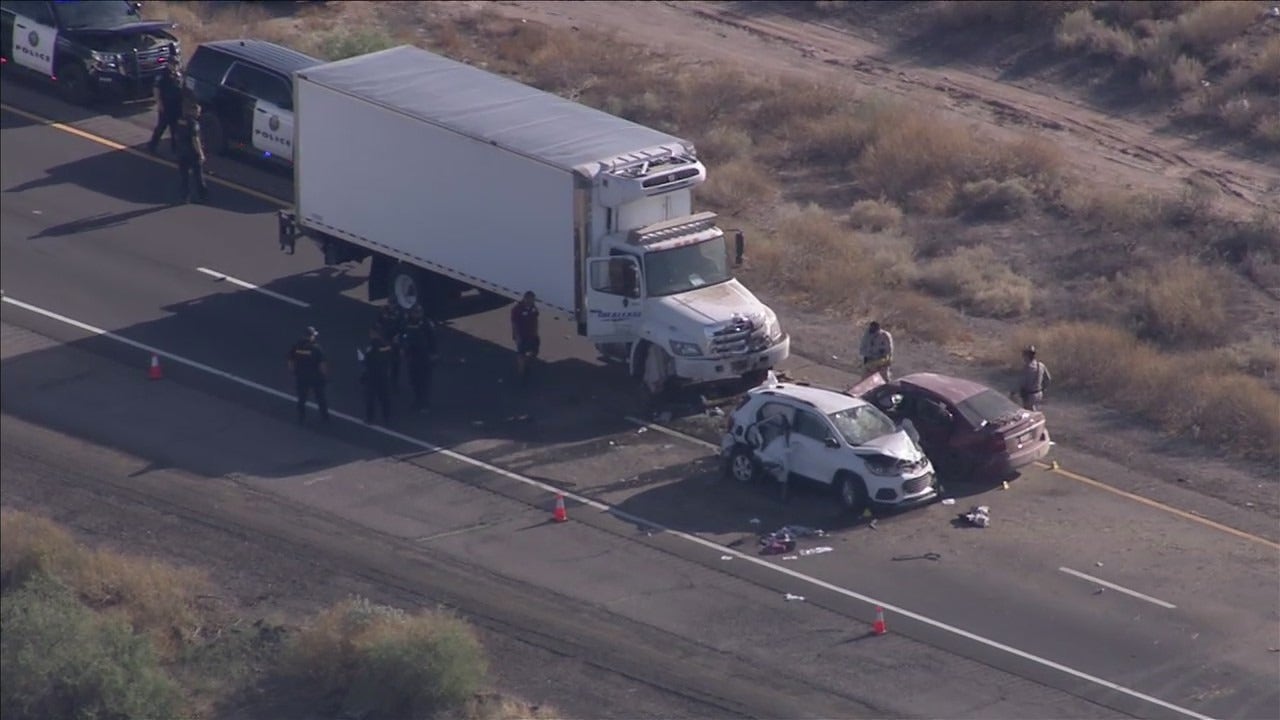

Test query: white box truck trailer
[277,45,790,393]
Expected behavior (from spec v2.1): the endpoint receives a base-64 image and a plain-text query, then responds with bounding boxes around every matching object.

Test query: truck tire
[56,62,92,106]
[390,264,425,311]
[201,114,228,156]
[835,472,869,515]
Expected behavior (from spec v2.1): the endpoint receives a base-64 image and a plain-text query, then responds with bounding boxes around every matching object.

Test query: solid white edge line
[0,294,1215,720]
[195,267,310,308]
[1059,567,1177,609]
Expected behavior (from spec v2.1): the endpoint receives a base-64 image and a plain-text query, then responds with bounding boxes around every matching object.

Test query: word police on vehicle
[1,0,181,105]
[181,39,321,165]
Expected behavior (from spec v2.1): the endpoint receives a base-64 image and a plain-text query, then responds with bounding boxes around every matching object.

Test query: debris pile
[959,505,991,528]
[757,525,829,556]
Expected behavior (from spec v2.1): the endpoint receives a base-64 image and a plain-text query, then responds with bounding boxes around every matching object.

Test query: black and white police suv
[183,39,322,166]
[720,380,940,514]
[1,0,180,104]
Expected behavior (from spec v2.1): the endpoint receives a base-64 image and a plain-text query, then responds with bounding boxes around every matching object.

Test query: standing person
[375,302,406,389]
[146,63,184,155]
[1017,345,1052,411]
[859,320,894,382]
[401,305,438,413]
[359,326,394,425]
[287,326,329,425]
[510,291,540,383]
[173,101,209,204]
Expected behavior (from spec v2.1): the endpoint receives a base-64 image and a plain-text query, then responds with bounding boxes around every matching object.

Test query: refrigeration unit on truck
[277,45,790,392]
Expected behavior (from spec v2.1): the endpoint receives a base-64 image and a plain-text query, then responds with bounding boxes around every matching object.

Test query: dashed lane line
[0,294,1215,720]
[195,267,310,308]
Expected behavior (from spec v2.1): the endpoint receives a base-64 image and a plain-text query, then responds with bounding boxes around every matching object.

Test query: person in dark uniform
[173,101,208,204]
[287,326,329,424]
[375,302,406,389]
[510,291,540,383]
[146,62,184,155]
[359,326,394,425]
[401,304,438,413]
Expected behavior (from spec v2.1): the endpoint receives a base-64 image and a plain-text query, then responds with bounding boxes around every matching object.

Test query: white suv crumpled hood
[854,431,924,461]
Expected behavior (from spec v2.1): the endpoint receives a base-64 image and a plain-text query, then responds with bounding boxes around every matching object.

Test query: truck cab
[583,148,789,393]
[0,0,180,104]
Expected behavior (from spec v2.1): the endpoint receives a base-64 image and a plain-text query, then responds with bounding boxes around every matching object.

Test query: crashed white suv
[720,381,939,513]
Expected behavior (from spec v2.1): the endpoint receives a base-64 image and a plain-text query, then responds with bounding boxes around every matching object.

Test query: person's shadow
[28,206,171,239]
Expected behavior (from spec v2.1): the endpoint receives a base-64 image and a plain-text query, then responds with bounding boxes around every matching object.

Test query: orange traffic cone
[552,494,569,523]
[872,606,887,636]
[147,354,163,381]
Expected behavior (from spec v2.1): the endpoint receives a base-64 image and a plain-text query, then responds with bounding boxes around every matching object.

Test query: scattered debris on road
[891,552,942,562]
[636,427,648,434]
[941,498,956,505]
[759,529,797,555]
[784,593,806,602]
[869,519,879,530]
[720,555,733,561]
[798,547,834,556]
[780,525,826,538]
[959,505,991,528]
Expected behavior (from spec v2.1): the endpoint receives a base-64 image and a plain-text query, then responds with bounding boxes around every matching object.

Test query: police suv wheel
[56,64,92,106]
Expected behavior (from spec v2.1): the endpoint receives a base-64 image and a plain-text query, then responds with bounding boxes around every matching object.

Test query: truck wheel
[390,265,424,311]
[56,63,92,106]
[835,472,868,514]
[726,445,761,484]
[201,115,227,156]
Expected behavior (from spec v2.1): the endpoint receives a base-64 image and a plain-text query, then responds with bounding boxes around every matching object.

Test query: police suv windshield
[54,0,142,30]
[644,237,731,297]
[828,404,897,447]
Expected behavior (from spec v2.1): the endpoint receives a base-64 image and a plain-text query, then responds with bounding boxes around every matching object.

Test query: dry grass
[695,159,780,215]
[954,178,1035,220]
[848,199,904,232]
[0,509,208,659]
[918,246,1035,318]
[1004,323,1280,463]
[1118,257,1233,347]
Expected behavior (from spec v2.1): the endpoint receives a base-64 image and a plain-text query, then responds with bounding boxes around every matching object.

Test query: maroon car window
[955,389,1025,428]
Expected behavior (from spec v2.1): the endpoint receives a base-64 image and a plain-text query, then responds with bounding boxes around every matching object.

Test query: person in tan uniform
[859,321,894,381]
[1017,345,1052,411]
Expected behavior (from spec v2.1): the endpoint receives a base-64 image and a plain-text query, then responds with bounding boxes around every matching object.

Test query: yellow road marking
[6,101,1279,553]
[1033,460,1279,551]
[0,103,287,207]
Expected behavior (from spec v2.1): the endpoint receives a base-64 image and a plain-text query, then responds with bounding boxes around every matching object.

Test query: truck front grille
[709,316,769,357]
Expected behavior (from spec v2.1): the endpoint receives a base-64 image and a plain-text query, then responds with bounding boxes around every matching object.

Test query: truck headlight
[762,310,784,342]
[669,340,703,357]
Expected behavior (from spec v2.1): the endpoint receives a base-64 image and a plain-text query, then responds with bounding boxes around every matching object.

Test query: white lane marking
[195,267,309,308]
[301,474,332,487]
[1059,567,1177,609]
[624,416,719,450]
[0,294,1214,720]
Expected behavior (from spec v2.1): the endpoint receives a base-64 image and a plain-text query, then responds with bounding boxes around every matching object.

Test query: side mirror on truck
[734,230,746,266]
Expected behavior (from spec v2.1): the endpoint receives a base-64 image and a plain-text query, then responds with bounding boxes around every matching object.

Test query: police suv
[0,0,180,104]
[183,39,321,166]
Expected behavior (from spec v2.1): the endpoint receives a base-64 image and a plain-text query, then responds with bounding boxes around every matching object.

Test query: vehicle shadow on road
[1,268,654,484]
[0,76,155,123]
[3,145,276,215]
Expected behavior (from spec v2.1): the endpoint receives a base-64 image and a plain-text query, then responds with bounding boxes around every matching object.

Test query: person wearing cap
[359,326,395,425]
[147,61,184,155]
[287,326,329,424]
[1017,345,1052,411]
[173,100,208,204]
[401,304,438,413]
[859,320,894,382]
[510,291,540,383]
[375,301,407,389]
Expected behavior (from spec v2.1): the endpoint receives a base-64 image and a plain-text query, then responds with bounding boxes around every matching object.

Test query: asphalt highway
[2,78,1278,720]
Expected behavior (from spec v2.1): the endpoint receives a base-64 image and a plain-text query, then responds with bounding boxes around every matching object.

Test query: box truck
[277,45,789,393]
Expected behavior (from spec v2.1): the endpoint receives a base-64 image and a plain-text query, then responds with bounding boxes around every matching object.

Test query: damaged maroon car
[848,372,1051,482]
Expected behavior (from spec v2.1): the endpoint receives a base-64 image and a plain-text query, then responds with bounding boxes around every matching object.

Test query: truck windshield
[644,236,731,297]
[54,1,142,30]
